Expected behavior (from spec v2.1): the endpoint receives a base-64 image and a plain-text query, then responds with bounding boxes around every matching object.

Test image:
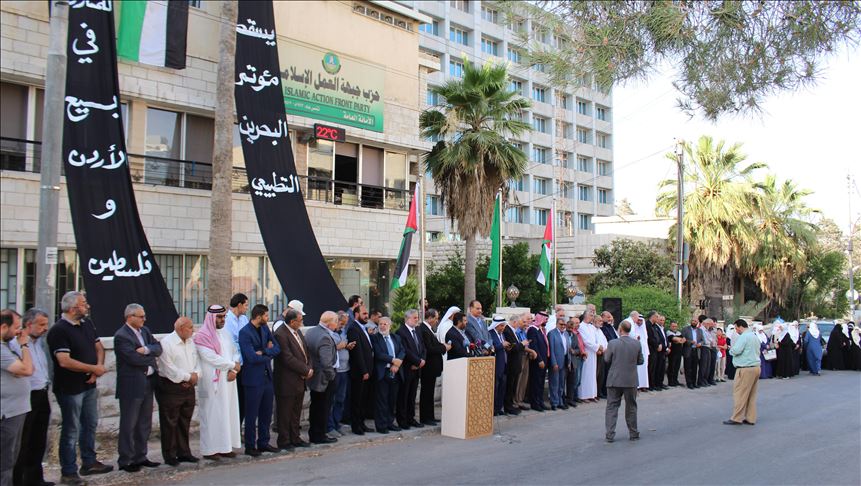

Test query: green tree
[390,276,419,331]
[420,58,532,309]
[588,286,690,327]
[779,247,848,319]
[587,239,675,295]
[426,243,566,314]
[656,136,764,319]
[501,1,861,120]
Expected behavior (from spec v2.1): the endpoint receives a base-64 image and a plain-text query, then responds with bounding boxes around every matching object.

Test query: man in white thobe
[626,312,651,390]
[194,305,242,460]
[577,312,600,400]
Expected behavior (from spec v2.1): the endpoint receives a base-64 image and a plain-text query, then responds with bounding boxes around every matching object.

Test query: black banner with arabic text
[63,0,178,335]
[235,0,347,325]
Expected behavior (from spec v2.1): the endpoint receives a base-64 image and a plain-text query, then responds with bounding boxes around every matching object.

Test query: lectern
[440,356,494,439]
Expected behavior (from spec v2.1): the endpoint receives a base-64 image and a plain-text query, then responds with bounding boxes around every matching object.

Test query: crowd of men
[3,291,855,486]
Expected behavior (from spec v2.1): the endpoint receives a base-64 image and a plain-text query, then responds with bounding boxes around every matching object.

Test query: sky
[612,45,861,235]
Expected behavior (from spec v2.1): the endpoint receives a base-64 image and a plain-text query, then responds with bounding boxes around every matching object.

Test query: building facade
[1,0,437,320]
[409,0,615,241]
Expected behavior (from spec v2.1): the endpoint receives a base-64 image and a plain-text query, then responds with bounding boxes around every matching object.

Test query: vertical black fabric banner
[235,0,347,324]
[63,0,178,335]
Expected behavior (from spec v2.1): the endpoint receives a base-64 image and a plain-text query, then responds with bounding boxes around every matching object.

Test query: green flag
[487,192,501,290]
[536,215,553,290]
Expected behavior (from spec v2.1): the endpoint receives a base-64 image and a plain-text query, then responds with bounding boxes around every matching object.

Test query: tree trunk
[207,0,237,308]
[704,269,733,320]
[463,234,476,309]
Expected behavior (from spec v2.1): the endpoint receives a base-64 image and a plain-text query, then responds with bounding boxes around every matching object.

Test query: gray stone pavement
[71,371,861,486]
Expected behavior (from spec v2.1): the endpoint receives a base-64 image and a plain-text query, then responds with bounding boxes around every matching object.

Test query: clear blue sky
[613,45,861,235]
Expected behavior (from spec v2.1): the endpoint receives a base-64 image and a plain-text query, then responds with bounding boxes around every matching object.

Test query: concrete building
[408,0,615,241]
[1,0,437,320]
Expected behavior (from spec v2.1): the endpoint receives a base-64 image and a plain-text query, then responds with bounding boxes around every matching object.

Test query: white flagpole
[552,197,557,309]
[419,181,426,323]
[497,191,503,309]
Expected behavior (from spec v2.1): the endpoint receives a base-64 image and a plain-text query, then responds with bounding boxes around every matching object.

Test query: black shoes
[59,475,85,486]
[119,464,141,473]
[139,460,160,468]
[79,461,113,476]
[259,444,280,453]
[292,440,311,448]
[165,458,180,466]
[244,448,262,457]
[177,455,199,463]
[723,420,742,425]
[742,420,755,426]
[389,425,402,432]
[421,419,439,426]
[310,437,337,444]
[409,420,425,428]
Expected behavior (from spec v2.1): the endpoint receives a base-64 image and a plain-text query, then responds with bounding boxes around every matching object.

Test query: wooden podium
[440,356,495,439]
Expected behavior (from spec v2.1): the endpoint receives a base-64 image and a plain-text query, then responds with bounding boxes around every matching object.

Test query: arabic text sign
[278,39,384,132]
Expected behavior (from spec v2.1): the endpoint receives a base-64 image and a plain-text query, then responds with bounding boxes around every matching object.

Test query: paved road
[165,371,860,486]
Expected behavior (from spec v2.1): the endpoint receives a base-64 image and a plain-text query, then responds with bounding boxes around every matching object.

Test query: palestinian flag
[392,183,420,290]
[536,215,553,289]
[117,0,189,69]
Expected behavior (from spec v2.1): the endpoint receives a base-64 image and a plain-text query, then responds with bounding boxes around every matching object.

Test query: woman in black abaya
[773,323,794,379]
[825,323,848,370]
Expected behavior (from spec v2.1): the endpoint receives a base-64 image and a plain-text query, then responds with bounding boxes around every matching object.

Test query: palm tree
[745,175,817,303]
[420,58,532,307]
[207,0,237,307]
[656,136,765,318]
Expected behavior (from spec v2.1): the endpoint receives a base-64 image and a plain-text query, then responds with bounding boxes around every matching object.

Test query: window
[533,177,549,195]
[577,127,591,144]
[506,206,527,224]
[556,151,572,169]
[558,93,570,110]
[419,20,440,36]
[598,160,612,176]
[426,195,442,215]
[509,80,523,95]
[481,4,499,24]
[562,182,574,199]
[598,188,611,204]
[532,85,547,103]
[560,122,573,139]
[509,176,525,192]
[188,0,202,8]
[0,82,29,171]
[426,90,439,106]
[507,47,522,64]
[481,37,499,56]
[449,60,464,78]
[577,74,592,89]
[578,213,592,230]
[553,35,569,49]
[532,23,549,43]
[578,185,592,201]
[533,208,548,226]
[449,26,469,46]
[597,132,611,149]
[532,63,545,73]
[450,0,469,12]
[532,116,547,133]
[509,17,526,33]
[577,156,592,173]
[596,105,609,121]
[576,99,590,116]
[0,248,18,310]
[532,146,548,163]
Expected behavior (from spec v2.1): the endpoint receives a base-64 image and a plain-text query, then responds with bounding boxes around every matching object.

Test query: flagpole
[497,191,503,309]
[419,180,426,323]
[552,197,557,310]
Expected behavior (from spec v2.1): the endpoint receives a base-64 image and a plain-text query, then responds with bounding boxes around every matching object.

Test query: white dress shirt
[158,331,201,383]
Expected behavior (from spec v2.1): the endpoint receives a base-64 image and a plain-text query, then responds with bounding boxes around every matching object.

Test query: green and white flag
[117,0,189,69]
[536,215,553,289]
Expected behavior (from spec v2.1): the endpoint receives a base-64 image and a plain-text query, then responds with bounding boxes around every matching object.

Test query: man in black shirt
[47,291,112,485]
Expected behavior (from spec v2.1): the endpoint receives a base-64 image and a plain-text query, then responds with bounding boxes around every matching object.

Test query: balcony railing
[0,137,411,211]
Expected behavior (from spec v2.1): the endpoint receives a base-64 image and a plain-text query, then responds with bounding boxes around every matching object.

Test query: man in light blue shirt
[10,308,52,486]
[725,319,761,426]
[225,293,249,421]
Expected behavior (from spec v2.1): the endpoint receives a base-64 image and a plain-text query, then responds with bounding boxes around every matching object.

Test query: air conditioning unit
[352,4,365,14]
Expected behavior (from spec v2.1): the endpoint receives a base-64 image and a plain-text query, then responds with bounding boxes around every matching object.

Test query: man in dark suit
[466,300,489,346]
[238,305,280,456]
[599,312,619,398]
[346,305,374,435]
[370,317,404,433]
[502,316,526,415]
[488,316,510,415]
[681,318,705,389]
[418,309,449,425]
[603,319,644,442]
[395,310,426,430]
[646,312,669,391]
[114,303,163,472]
[305,312,339,444]
[445,312,471,360]
[526,311,550,412]
[665,321,685,386]
[273,309,312,450]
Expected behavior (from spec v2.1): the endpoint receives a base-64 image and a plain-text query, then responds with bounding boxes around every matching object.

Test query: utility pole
[849,173,855,316]
[36,1,69,323]
[675,140,685,311]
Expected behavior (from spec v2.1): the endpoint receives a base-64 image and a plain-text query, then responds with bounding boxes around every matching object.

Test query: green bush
[426,243,567,314]
[587,285,690,326]
[390,276,419,332]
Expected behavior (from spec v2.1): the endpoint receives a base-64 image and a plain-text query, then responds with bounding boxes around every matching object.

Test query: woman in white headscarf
[847,323,861,371]
[803,322,824,375]
[773,322,794,379]
[788,321,801,375]
[755,324,774,379]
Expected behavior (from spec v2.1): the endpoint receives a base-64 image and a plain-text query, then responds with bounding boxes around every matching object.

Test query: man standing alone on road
[724,319,761,426]
[603,319,644,443]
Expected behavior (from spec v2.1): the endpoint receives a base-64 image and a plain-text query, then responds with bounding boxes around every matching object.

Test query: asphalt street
[164,371,861,486]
